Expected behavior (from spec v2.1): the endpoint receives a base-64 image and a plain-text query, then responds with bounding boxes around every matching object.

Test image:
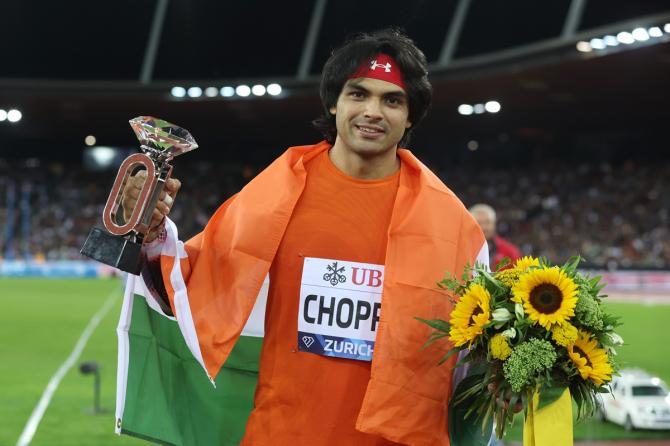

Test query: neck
[328,142,400,180]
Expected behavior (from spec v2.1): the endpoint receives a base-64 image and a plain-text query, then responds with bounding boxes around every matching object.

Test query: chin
[351,137,398,156]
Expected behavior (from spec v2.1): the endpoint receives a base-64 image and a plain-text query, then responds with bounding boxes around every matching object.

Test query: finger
[166,178,181,193]
[151,209,164,225]
[163,193,174,210]
[128,172,147,191]
[156,199,170,216]
[125,184,141,200]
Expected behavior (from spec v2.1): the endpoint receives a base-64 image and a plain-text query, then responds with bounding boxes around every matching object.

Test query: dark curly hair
[313,28,432,148]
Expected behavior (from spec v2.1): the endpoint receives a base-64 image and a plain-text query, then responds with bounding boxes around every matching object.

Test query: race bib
[297,257,384,361]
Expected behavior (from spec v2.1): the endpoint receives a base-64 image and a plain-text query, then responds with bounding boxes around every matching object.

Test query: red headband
[349,53,407,91]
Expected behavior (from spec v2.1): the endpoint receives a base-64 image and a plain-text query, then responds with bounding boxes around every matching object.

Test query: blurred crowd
[1,157,668,270]
[438,160,670,270]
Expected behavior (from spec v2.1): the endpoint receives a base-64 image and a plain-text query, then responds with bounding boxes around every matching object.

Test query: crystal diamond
[129,116,198,158]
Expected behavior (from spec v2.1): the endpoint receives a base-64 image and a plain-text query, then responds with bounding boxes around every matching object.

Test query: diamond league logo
[323,261,346,286]
[302,335,315,348]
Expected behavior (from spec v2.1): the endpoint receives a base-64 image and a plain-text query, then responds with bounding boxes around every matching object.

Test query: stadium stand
[1,156,667,270]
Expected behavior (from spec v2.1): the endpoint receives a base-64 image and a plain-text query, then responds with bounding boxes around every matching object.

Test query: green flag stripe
[120,294,261,445]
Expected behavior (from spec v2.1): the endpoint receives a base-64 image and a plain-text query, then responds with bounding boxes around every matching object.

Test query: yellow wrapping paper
[523,388,573,446]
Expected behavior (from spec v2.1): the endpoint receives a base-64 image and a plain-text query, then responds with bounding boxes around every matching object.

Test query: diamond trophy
[80,116,198,274]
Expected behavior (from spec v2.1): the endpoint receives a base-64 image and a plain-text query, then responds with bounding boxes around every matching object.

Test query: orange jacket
[160,141,486,445]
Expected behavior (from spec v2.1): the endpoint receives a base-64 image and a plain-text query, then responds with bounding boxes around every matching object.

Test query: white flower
[514,302,525,319]
[492,308,512,322]
[607,332,624,346]
[502,327,517,339]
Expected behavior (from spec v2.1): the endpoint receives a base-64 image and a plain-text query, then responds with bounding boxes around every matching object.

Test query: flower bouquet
[418,256,622,443]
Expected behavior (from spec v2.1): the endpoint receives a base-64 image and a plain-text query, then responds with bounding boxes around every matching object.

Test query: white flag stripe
[115,274,136,434]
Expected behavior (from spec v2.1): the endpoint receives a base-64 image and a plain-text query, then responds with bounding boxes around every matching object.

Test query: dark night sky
[1,0,668,80]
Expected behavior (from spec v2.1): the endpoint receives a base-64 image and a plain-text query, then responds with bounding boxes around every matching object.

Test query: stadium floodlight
[170,86,186,98]
[485,101,501,113]
[467,140,479,151]
[616,31,635,45]
[589,38,606,50]
[236,85,251,97]
[220,86,235,97]
[648,27,663,38]
[576,41,592,52]
[252,85,266,96]
[0,109,6,121]
[267,83,282,96]
[7,109,22,122]
[204,87,219,97]
[632,27,650,42]
[85,135,97,146]
[457,104,473,115]
[665,23,670,33]
[90,146,116,168]
[473,103,485,114]
[603,35,619,47]
[187,87,203,98]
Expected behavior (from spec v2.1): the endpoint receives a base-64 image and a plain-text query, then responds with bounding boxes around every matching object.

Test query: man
[469,203,520,271]
[122,29,487,445]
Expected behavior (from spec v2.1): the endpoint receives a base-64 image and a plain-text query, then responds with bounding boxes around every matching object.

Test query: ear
[405,120,412,129]
[329,105,336,115]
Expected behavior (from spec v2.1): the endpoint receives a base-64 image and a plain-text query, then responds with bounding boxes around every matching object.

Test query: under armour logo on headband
[349,53,406,90]
[369,60,392,72]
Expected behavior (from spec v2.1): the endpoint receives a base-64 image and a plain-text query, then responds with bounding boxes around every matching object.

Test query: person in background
[470,203,520,271]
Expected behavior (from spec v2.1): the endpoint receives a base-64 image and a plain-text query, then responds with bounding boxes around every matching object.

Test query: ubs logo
[323,262,346,286]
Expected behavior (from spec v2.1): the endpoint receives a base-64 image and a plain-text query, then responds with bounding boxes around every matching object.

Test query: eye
[386,96,404,106]
[349,91,365,99]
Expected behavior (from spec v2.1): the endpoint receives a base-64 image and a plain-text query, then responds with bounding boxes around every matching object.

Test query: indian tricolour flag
[114,270,268,445]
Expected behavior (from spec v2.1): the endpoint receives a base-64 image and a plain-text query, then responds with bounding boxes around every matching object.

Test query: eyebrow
[344,81,407,99]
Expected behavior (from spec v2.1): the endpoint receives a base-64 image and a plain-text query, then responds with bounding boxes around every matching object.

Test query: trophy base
[81,228,143,275]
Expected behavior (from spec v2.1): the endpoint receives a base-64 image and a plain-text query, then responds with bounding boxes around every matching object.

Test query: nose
[363,98,383,120]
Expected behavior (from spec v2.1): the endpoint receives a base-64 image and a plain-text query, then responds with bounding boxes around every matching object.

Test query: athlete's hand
[121,170,181,243]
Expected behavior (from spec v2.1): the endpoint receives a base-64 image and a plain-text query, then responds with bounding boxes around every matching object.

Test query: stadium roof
[1,0,669,161]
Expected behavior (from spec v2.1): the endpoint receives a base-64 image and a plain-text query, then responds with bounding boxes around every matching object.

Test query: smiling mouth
[355,125,385,135]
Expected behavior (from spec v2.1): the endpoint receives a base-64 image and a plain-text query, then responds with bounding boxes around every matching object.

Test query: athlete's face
[329,77,412,159]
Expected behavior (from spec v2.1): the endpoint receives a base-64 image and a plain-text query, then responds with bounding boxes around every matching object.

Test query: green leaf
[537,385,567,411]
[438,347,461,365]
[415,317,450,333]
[421,332,449,350]
[495,257,511,271]
[449,373,494,446]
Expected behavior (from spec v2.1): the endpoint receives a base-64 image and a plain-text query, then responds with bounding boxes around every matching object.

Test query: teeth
[358,126,381,133]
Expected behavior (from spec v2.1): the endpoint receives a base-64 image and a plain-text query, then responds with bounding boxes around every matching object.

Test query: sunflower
[512,266,578,329]
[567,330,613,386]
[514,256,540,272]
[449,284,491,347]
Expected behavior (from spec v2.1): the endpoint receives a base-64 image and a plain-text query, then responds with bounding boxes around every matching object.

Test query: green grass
[1,280,669,445]
[0,278,145,446]
[503,302,670,444]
